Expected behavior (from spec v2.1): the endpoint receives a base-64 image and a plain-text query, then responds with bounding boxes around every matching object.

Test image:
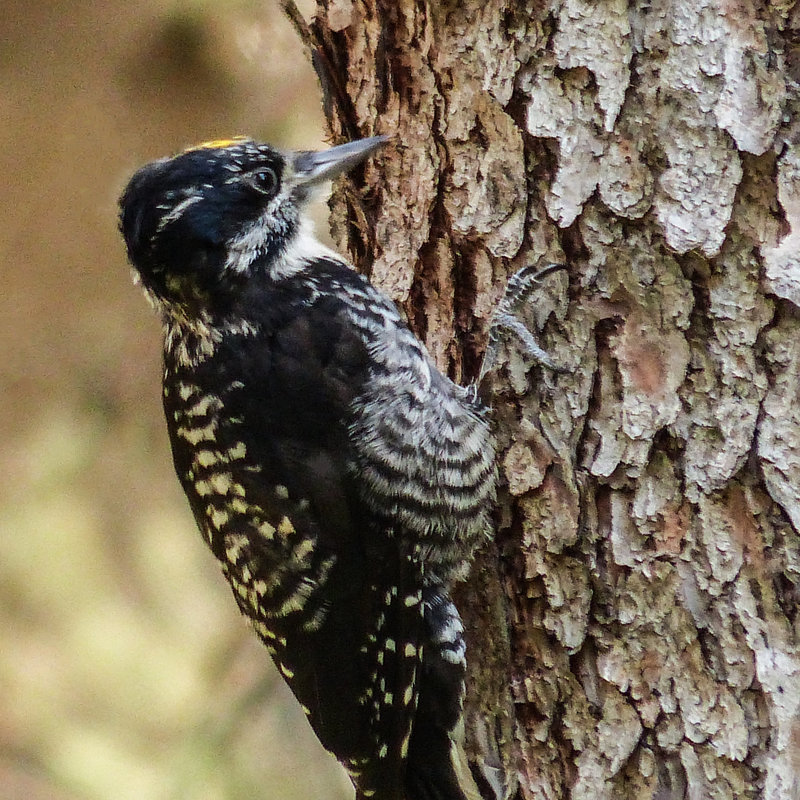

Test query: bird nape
[119,135,495,800]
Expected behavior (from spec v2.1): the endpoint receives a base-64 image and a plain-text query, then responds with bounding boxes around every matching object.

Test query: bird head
[119,136,386,315]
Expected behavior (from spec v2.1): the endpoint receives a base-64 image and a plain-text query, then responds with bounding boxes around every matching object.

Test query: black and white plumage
[120,136,495,800]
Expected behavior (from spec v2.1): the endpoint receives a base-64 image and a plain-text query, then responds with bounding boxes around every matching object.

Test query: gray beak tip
[292,135,389,186]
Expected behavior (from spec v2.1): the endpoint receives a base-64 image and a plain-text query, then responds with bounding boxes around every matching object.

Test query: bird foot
[478,263,568,384]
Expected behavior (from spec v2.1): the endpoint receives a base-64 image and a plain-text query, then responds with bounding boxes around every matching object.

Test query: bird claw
[478,263,568,384]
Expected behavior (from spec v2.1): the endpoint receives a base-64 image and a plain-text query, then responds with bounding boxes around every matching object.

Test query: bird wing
[169,291,427,796]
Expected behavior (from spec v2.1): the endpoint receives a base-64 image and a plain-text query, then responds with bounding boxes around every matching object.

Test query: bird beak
[291,136,388,187]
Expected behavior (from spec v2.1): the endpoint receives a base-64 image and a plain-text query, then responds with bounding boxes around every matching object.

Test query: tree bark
[283,2,800,799]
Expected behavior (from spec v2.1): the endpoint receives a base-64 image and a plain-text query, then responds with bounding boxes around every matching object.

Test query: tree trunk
[282,2,800,798]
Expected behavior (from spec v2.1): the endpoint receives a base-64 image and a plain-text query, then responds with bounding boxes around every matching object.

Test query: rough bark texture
[284,2,800,799]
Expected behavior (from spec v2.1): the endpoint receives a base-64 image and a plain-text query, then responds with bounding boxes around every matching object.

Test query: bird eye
[246,167,279,197]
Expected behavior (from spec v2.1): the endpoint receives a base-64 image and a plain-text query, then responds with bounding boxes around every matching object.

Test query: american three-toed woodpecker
[120,136,496,800]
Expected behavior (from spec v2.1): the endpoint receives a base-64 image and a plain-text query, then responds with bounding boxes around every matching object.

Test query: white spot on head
[156,193,204,234]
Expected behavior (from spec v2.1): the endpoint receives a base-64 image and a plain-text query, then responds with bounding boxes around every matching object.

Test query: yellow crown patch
[185,136,249,152]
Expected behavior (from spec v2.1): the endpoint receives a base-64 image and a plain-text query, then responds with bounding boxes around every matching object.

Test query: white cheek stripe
[155,194,203,234]
[270,217,343,279]
[224,211,344,278]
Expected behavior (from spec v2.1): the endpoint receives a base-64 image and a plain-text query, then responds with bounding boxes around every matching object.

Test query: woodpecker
[120,136,496,800]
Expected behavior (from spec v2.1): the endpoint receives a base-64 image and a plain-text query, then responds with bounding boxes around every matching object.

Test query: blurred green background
[0,1,351,798]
